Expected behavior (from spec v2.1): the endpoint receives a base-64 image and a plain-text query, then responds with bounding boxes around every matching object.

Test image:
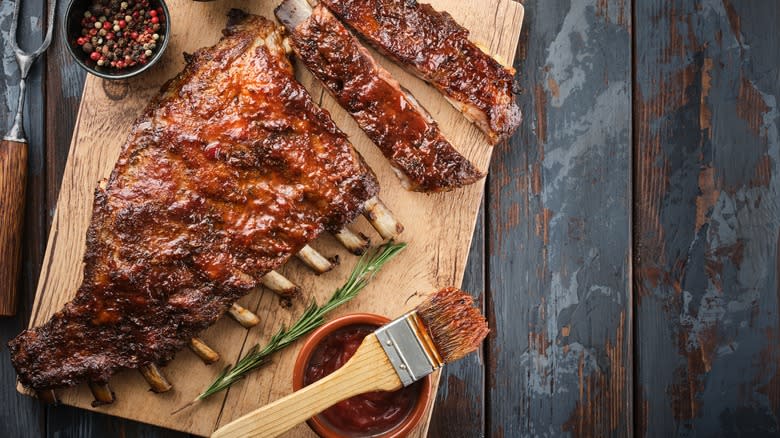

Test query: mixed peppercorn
[75,0,166,71]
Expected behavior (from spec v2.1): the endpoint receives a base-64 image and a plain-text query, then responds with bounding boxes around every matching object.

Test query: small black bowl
[64,0,171,80]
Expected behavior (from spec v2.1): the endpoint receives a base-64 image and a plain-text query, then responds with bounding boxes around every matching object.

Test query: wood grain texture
[45,0,88,220]
[40,1,187,437]
[487,0,632,436]
[0,139,28,316]
[23,1,523,436]
[4,1,780,437]
[0,0,48,435]
[634,1,780,435]
[429,205,486,437]
[46,404,190,438]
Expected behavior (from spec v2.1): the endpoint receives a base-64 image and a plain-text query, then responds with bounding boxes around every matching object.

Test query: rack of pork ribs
[10,1,520,405]
[275,0,521,191]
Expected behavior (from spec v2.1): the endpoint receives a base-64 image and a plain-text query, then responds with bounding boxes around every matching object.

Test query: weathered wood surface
[16,0,523,436]
[486,0,632,436]
[634,1,780,436]
[430,205,486,437]
[3,0,780,437]
[0,0,48,435]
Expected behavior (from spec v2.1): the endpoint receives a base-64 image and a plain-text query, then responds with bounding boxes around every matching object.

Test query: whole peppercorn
[75,0,166,71]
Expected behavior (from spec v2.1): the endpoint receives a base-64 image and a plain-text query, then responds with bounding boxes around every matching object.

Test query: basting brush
[211,287,489,438]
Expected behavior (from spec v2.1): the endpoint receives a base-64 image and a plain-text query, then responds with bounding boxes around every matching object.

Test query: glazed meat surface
[320,0,521,144]
[277,0,483,192]
[9,11,378,391]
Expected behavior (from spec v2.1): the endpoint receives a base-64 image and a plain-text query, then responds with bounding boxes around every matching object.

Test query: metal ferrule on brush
[375,311,444,387]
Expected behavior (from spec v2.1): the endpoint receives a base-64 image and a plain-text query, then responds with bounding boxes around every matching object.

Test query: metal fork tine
[10,0,57,62]
[6,0,57,142]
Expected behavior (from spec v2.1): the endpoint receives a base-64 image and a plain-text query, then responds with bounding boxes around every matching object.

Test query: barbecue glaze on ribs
[9,11,378,391]
[277,0,484,192]
[320,0,522,144]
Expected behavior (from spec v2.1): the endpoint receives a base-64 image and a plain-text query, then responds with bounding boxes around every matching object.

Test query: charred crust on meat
[9,11,379,392]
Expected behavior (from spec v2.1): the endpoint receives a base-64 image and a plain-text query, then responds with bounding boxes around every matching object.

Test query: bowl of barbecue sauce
[293,313,432,438]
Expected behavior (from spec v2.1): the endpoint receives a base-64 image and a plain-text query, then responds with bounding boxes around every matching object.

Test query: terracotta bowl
[293,313,433,438]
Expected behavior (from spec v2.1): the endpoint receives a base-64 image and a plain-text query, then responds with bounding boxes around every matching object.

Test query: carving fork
[1,0,56,316]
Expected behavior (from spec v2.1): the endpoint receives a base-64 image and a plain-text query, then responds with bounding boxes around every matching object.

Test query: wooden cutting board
[22,0,523,435]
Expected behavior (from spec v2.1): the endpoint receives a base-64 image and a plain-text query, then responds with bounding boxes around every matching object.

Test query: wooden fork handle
[0,139,28,316]
[212,335,402,438]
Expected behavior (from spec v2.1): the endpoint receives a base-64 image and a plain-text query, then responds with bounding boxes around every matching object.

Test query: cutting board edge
[18,1,525,436]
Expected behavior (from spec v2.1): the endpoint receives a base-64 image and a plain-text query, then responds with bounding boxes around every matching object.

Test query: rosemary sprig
[174,241,405,413]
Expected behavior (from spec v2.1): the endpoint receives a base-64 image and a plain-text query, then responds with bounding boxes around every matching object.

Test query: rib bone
[278,0,484,192]
[260,271,299,297]
[295,244,335,274]
[228,303,260,328]
[363,197,404,240]
[189,337,220,364]
[139,364,173,393]
[7,13,379,395]
[37,389,58,405]
[333,227,370,255]
[88,382,115,406]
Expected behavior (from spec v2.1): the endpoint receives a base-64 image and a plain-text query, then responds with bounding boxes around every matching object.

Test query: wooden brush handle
[0,139,27,316]
[212,334,403,438]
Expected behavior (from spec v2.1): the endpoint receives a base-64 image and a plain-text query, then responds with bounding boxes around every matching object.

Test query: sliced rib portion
[8,11,379,392]
[276,0,484,192]
[320,0,521,144]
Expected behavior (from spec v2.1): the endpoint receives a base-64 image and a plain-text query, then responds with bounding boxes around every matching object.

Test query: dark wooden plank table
[1,0,778,437]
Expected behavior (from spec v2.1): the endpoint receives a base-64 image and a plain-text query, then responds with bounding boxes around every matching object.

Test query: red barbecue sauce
[304,325,422,436]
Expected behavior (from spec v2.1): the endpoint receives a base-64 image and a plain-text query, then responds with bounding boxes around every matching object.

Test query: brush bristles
[415,287,489,363]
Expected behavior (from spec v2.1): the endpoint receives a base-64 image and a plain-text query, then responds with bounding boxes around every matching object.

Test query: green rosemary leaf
[193,241,406,402]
